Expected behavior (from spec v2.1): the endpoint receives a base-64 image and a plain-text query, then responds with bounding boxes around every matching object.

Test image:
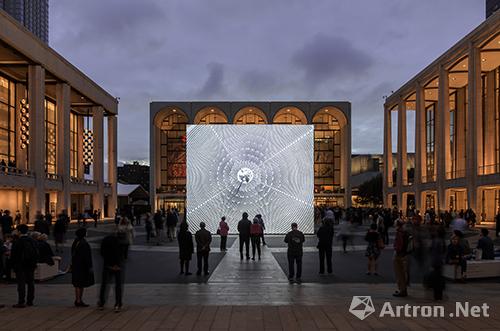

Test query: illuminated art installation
[186,124,314,234]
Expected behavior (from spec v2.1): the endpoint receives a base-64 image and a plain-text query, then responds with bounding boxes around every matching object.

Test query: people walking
[92,210,99,228]
[117,217,134,259]
[34,211,49,236]
[154,210,164,245]
[337,217,351,253]
[393,220,409,297]
[71,228,94,307]
[11,224,38,307]
[365,223,382,275]
[177,222,193,275]
[237,212,251,260]
[317,219,334,274]
[145,213,153,243]
[166,208,178,241]
[429,226,446,300]
[256,214,267,245]
[98,231,128,312]
[284,223,305,283]
[1,210,13,239]
[195,222,212,276]
[250,217,263,260]
[53,211,68,253]
[218,216,229,251]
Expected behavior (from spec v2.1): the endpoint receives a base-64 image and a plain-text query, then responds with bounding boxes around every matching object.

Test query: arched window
[273,107,307,124]
[194,107,228,124]
[233,107,267,124]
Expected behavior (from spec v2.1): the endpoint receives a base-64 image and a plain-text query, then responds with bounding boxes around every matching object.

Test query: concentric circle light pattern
[187,124,314,234]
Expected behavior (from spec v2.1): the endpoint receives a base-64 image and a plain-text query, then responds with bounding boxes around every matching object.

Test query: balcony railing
[70,177,97,185]
[0,166,34,177]
[478,164,499,176]
[46,173,61,180]
[422,174,436,183]
[157,186,186,194]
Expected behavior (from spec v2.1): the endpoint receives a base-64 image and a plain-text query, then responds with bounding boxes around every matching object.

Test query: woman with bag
[218,216,229,251]
[365,223,383,275]
[71,228,94,307]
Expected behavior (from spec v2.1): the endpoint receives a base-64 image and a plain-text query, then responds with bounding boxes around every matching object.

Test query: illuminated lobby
[0,10,118,222]
[383,11,500,222]
[150,102,351,214]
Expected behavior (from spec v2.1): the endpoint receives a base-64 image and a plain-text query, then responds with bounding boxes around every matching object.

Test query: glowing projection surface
[186,124,314,234]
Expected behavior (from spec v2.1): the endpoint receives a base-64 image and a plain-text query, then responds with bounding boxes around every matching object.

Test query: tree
[356,174,383,206]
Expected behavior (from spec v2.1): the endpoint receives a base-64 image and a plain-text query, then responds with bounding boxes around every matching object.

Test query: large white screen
[186,124,314,234]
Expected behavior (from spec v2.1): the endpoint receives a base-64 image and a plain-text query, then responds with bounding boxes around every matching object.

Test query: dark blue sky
[50,0,484,163]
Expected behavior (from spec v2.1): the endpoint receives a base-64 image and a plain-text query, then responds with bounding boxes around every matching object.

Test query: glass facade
[235,112,266,124]
[159,113,187,191]
[313,113,341,192]
[0,75,16,165]
[44,99,56,174]
[70,112,78,177]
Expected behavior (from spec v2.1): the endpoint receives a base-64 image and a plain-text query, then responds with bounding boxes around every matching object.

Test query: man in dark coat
[237,212,252,260]
[98,232,127,312]
[285,223,305,283]
[34,212,49,236]
[195,222,212,275]
[316,219,334,274]
[0,210,13,238]
[10,224,39,307]
[177,222,194,275]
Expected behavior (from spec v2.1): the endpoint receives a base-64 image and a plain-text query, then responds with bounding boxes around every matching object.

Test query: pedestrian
[393,220,409,297]
[446,235,467,282]
[495,209,500,238]
[365,223,383,275]
[154,210,164,245]
[34,211,49,236]
[145,213,153,243]
[237,212,251,260]
[71,228,94,307]
[256,214,267,245]
[117,217,134,259]
[93,210,99,228]
[250,217,263,260]
[14,210,21,226]
[477,228,495,260]
[11,224,39,307]
[177,222,193,275]
[218,216,229,251]
[195,222,212,276]
[337,217,351,253]
[1,210,13,239]
[284,223,305,283]
[98,231,127,312]
[429,226,446,300]
[53,212,67,253]
[317,219,334,274]
[166,208,178,241]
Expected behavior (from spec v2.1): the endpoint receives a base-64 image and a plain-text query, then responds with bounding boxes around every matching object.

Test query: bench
[443,258,500,279]
[11,256,62,281]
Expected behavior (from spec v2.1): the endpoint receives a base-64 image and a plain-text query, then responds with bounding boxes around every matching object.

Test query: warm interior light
[172,109,177,112]
[210,109,214,112]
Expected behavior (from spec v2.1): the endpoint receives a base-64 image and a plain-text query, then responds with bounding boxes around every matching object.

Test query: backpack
[21,237,39,269]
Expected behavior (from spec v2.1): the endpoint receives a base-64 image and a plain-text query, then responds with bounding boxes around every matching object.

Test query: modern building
[383,10,500,221]
[487,0,500,18]
[0,0,49,43]
[0,10,118,222]
[150,102,351,213]
[118,161,150,191]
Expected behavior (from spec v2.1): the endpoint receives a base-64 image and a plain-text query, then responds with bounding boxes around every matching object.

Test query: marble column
[56,83,71,214]
[466,43,481,212]
[383,105,392,207]
[107,115,118,216]
[437,65,450,211]
[92,106,104,214]
[484,70,496,174]
[397,99,407,210]
[28,65,45,223]
[341,119,352,208]
[414,82,425,212]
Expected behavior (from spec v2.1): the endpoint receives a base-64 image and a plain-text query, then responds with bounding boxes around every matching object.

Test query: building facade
[0,0,49,43]
[0,10,118,222]
[150,102,351,213]
[118,161,150,191]
[383,11,500,222]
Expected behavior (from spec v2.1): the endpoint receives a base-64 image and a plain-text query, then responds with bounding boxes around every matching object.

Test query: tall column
[77,115,84,178]
[341,119,352,208]
[108,115,118,216]
[484,71,496,173]
[467,44,481,212]
[437,65,450,211]
[414,82,425,212]
[56,83,71,214]
[456,88,466,174]
[383,105,393,207]
[28,65,45,223]
[397,99,407,211]
[92,106,104,214]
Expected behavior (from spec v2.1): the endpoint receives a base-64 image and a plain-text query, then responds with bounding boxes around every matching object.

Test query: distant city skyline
[49,0,485,164]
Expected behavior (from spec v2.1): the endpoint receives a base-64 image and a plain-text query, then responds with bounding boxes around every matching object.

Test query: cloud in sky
[49,0,484,162]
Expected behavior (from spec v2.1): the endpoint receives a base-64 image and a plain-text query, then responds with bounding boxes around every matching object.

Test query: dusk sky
[50,0,484,164]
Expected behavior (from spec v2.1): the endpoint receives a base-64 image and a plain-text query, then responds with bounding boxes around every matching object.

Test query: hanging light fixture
[20,98,30,149]
[83,110,93,173]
